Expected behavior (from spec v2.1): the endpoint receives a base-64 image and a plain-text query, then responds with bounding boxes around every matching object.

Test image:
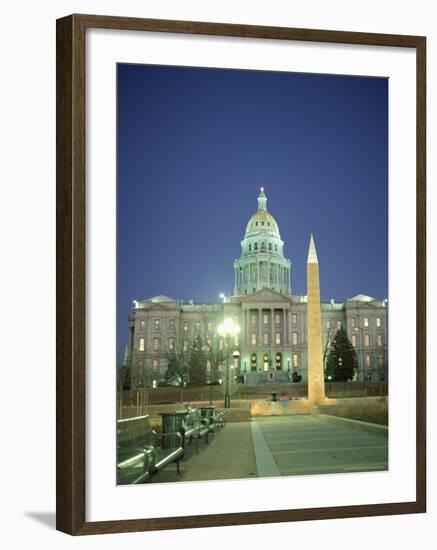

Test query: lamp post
[217,318,241,409]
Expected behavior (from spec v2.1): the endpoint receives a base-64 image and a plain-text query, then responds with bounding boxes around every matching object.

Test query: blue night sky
[117,63,388,361]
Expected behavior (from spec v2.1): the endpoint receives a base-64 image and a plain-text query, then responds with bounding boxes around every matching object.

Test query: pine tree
[325,327,358,382]
[188,335,207,386]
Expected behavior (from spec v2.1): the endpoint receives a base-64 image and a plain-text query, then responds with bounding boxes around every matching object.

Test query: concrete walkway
[252,415,388,477]
[151,422,257,483]
[150,415,388,484]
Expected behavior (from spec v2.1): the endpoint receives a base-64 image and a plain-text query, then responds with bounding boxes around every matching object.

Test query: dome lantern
[257,187,267,211]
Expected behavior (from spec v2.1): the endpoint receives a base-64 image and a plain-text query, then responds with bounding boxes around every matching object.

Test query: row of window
[139,315,384,334]
[325,317,383,330]
[248,241,278,253]
[365,354,386,368]
[350,333,384,347]
[139,318,215,333]
[250,352,299,369]
[138,336,238,353]
[250,332,290,345]
[251,312,288,325]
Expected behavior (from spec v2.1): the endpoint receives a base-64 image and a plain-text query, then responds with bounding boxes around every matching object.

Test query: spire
[257,187,267,210]
[307,233,319,264]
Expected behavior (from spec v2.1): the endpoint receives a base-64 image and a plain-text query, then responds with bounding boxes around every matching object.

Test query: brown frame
[56,13,426,535]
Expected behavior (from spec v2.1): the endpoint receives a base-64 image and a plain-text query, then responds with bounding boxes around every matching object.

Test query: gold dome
[245,209,280,236]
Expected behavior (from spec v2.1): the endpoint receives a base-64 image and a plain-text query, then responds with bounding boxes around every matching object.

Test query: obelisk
[307,234,326,406]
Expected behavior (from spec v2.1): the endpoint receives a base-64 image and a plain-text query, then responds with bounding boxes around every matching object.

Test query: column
[288,310,291,344]
[307,234,326,405]
[282,308,286,348]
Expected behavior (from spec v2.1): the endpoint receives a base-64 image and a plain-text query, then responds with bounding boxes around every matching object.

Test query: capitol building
[124,188,388,386]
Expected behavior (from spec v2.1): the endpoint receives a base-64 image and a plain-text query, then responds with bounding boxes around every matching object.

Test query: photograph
[116,62,389,486]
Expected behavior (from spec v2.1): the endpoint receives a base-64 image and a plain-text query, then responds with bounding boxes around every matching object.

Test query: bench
[184,408,210,450]
[199,405,225,435]
[117,415,183,485]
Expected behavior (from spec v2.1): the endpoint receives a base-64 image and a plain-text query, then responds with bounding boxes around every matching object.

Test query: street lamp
[217,318,241,408]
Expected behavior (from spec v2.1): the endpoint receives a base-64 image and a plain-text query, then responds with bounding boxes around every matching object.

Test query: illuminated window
[153,337,159,351]
[275,313,280,324]
[207,321,213,332]
[183,321,189,332]
[377,334,383,346]
[292,313,297,325]
[251,333,257,345]
[152,358,159,371]
[183,340,188,352]
[195,321,201,331]
[292,332,298,345]
[275,352,282,370]
[263,314,268,324]
[169,318,175,331]
[263,333,269,345]
[138,338,145,351]
[376,317,381,327]
[275,332,281,345]
[351,334,357,347]
[336,320,342,330]
[365,354,371,367]
[251,353,257,371]
[292,354,299,368]
[206,360,211,372]
[350,317,356,328]
[377,355,384,368]
[326,320,331,329]
[364,334,370,347]
[139,320,146,331]
[364,317,369,327]
[168,337,175,351]
[154,318,160,330]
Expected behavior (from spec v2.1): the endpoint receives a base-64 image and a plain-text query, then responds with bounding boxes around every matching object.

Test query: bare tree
[323,327,337,371]
[165,334,192,402]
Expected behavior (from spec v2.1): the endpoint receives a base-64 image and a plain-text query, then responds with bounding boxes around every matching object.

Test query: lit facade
[124,189,388,386]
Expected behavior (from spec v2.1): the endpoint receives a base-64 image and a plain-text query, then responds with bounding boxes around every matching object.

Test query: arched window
[248,243,251,252]
[268,242,272,251]
[275,244,278,252]
[263,353,270,372]
[251,353,257,371]
[275,352,282,370]
[261,241,266,251]
[254,242,258,251]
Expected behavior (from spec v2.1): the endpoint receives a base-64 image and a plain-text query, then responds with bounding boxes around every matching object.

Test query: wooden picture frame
[56,13,426,535]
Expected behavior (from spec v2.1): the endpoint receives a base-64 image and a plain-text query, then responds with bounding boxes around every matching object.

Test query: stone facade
[124,189,388,386]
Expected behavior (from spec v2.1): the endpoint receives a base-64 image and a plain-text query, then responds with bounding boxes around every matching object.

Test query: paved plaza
[251,415,388,477]
[150,414,388,484]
